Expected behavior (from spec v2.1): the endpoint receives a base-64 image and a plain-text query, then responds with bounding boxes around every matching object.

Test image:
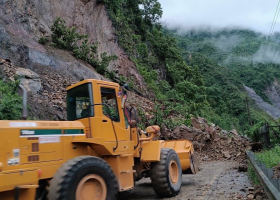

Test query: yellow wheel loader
[0,79,199,200]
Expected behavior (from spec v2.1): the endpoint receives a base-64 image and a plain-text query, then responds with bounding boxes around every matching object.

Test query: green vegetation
[102,0,278,131]
[248,145,280,185]
[233,63,280,103]
[38,36,49,45]
[43,18,118,77]
[0,79,22,120]
[248,164,260,185]
[169,28,280,131]
[175,29,267,64]
[257,145,280,168]
[103,0,207,129]
[37,1,280,134]
[174,28,280,103]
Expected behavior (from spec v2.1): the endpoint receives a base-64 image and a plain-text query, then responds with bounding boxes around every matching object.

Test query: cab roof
[66,79,120,91]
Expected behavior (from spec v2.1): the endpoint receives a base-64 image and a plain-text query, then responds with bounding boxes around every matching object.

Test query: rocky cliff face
[244,85,280,119]
[265,80,280,111]
[0,0,145,119]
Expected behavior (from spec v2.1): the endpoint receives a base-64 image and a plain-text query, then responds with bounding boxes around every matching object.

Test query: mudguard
[140,140,164,162]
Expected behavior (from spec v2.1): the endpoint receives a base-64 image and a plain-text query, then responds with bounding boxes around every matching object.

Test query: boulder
[173,124,196,140]
[247,194,254,199]
[16,68,42,93]
[191,117,209,131]
[222,151,231,159]
[230,129,238,135]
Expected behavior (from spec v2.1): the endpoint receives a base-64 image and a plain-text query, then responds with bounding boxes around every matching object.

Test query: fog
[158,0,280,35]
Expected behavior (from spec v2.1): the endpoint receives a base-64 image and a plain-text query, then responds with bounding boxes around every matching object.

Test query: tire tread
[48,156,118,200]
[150,148,182,197]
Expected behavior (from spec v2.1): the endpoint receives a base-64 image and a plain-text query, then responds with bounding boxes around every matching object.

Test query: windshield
[101,87,120,122]
[67,83,94,121]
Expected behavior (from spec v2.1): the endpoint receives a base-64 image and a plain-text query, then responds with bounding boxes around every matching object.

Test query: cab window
[67,83,94,121]
[101,87,120,122]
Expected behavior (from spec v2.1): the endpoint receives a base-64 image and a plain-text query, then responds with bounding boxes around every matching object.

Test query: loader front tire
[48,156,118,200]
[150,148,182,197]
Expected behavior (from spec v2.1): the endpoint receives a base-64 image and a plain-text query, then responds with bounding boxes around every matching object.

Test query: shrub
[38,36,49,45]
[0,80,22,120]
[50,17,117,76]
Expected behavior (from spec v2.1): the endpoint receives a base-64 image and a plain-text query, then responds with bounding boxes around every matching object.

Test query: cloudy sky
[158,0,280,34]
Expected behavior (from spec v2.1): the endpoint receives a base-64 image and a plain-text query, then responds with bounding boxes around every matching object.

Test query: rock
[208,126,216,139]
[16,68,42,93]
[214,138,220,142]
[230,129,238,135]
[252,142,263,152]
[193,141,205,152]
[238,163,248,172]
[0,58,5,64]
[39,24,47,34]
[247,194,254,199]
[255,195,262,200]
[221,130,228,134]
[222,151,231,159]
[248,187,254,191]
[172,124,196,140]
[191,117,209,131]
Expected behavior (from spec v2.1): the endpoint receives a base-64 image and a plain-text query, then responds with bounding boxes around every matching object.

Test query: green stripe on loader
[20,129,84,136]
[65,129,84,134]
[21,129,62,135]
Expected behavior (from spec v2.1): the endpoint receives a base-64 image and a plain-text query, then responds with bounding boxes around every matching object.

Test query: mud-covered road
[118,161,256,200]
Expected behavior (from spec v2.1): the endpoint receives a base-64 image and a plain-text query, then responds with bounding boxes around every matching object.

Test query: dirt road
[119,161,254,200]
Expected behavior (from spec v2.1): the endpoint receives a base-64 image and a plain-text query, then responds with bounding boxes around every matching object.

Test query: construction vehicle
[0,79,199,200]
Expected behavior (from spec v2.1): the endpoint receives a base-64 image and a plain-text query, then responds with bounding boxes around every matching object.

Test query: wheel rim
[169,160,179,184]
[76,174,107,200]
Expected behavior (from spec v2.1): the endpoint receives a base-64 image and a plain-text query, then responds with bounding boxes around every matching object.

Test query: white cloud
[158,0,280,34]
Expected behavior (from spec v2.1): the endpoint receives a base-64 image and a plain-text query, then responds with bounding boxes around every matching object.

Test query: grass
[247,145,280,185]
[256,145,280,168]
[247,163,260,185]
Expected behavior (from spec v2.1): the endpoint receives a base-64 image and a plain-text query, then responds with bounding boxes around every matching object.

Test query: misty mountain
[173,28,280,66]
[164,28,280,126]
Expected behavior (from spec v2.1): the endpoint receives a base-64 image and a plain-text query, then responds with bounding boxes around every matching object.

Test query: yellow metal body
[0,79,196,200]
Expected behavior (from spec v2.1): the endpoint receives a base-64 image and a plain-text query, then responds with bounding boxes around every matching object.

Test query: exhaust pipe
[19,84,27,120]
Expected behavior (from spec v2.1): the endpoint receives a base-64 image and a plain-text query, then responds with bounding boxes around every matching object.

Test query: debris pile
[0,58,76,119]
[161,117,252,164]
[245,186,267,200]
[272,163,280,179]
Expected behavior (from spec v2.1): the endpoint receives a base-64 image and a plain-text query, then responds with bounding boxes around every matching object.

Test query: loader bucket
[162,140,199,174]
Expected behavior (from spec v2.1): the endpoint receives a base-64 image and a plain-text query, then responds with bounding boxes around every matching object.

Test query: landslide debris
[161,117,252,167]
[0,58,76,120]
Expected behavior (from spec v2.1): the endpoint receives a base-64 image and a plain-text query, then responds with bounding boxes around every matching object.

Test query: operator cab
[67,82,94,121]
[67,80,125,122]
[66,79,132,145]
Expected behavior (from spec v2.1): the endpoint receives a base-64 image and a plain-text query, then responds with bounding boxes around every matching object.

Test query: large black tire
[150,148,182,197]
[48,156,118,200]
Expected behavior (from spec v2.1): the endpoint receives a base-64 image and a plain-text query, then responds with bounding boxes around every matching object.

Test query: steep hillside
[0,0,144,84]
[0,0,146,119]
[173,28,280,103]
[169,28,280,122]
[0,0,277,135]
[0,0,207,130]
